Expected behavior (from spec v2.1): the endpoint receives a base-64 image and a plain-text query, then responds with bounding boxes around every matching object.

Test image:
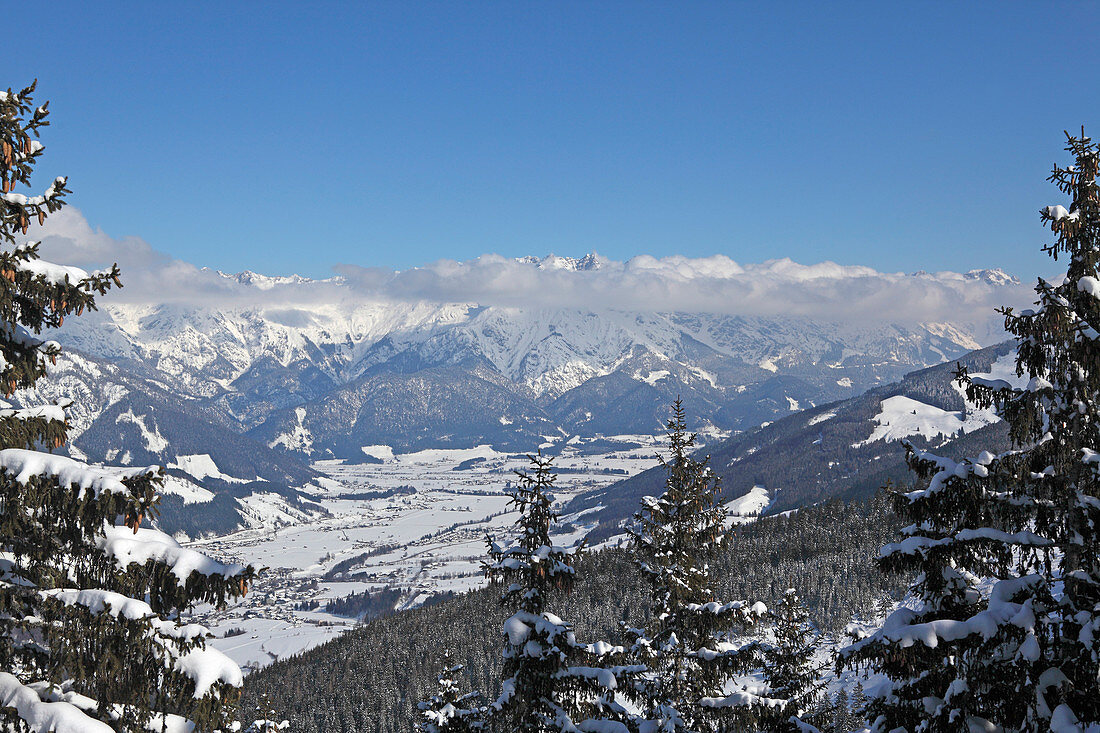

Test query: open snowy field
[187,436,670,672]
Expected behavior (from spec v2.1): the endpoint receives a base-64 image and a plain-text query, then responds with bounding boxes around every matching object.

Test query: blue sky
[14,2,1099,280]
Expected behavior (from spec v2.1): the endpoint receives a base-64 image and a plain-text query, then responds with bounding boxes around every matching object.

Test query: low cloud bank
[335,254,1031,323]
[30,208,1035,326]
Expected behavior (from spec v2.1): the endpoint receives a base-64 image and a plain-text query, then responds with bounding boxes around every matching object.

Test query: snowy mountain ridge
[58,298,989,403]
[514,252,604,271]
[51,259,1019,399]
[28,233,1030,458]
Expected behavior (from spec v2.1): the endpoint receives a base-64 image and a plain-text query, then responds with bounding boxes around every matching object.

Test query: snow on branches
[418,653,483,733]
[840,131,1100,732]
[627,400,773,731]
[483,452,641,733]
[0,81,255,733]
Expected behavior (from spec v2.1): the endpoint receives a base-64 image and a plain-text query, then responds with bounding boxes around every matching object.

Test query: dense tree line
[242,489,904,732]
[325,586,403,620]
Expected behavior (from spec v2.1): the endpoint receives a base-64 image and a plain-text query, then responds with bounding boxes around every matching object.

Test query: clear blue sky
[14,2,1099,279]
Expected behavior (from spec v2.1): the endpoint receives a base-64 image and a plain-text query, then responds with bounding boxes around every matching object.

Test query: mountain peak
[515,253,603,272]
[209,269,314,290]
[963,268,1021,286]
[908,268,1021,287]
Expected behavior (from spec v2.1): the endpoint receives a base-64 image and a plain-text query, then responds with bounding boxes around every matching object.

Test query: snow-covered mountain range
[39,254,1024,462]
[1,222,1033,539]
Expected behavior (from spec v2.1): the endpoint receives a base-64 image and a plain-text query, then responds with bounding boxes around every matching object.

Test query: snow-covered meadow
[855,351,1025,448]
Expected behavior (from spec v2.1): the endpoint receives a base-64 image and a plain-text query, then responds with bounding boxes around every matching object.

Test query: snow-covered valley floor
[185,437,668,673]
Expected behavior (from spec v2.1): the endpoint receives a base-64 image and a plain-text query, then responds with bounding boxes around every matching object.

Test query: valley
[185,435,678,672]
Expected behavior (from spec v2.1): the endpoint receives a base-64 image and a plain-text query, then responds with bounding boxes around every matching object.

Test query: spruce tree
[628,400,768,731]
[418,653,483,733]
[0,81,255,732]
[848,682,866,731]
[760,589,826,732]
[828,690,851,733]
[840,131,1100,731]
[485,452,639,733]
[242,693,290,733]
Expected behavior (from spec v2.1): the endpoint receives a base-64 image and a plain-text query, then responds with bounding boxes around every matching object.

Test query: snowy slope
[7,349,325,539]
[855,395,992,446]
[855,350,1024,447]
[569,340,1019,539]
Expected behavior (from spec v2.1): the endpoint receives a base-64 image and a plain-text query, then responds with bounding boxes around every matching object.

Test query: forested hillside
[242,495,903,732]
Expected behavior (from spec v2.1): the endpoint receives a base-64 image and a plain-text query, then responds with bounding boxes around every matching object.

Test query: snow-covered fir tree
[840,131,1100,731]
[418,652,483,733]
[848,682,867,730]
[760,589,826,732]
[0,81,255,732]
[242,693,290,733]
[485,452,640,733]
[627,400,771,731]
[826,689,850,733]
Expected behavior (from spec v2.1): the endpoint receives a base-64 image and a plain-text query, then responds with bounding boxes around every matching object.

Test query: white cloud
[28,208,344,307]
[336,253,1033,325]
[32,207,170,272]
[29,208,1035,327]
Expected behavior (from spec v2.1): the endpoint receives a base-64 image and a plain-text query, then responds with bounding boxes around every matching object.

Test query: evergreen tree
[0,81,255,732]
[840,130,1100,730]
[485,452,639,733]
[418,652,483,733]
[828,690,851,733]
[848,682,866,731]
[628,400,768,731]
[760,589,827,732]
[243,694,290,733]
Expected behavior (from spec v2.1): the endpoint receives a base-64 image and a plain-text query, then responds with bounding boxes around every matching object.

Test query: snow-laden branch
[881,528,1054,559]
[0,673,114,733]
[43,588,208,642]
[0,448,157,496]
[43,586,242,698]
[98,525,248,581]
[0,176,66,209]
[843,575,1042,655]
